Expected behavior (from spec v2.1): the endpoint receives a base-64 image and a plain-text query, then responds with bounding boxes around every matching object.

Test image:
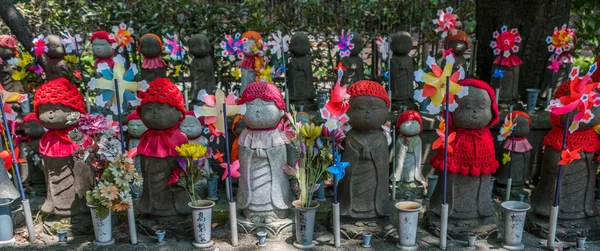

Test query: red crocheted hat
[34,78,86,115]
[508,111,532,127]
[22,113,40,123]
[454,79,499,127]
[0,35,17,50]
[396,110,422,133]
[90,31,115,43]
[347,80,390,108]
[237,81,285,110]
[126,111,140,123]
[136,78,186,120]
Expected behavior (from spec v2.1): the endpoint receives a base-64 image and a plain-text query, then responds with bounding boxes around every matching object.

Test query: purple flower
[300,142,306,153]
[313,147,319,156]
[316,137,324,150]
[78,114,111,136]
[178,157,187,170]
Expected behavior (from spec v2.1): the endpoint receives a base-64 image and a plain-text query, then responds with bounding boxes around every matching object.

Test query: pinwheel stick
[391,124,397,201]
[495,55,504,105]
[113,79,126,153]
[281,40,289,112]
[0,97,36,243]
[331,128,341,248]
[440,75,450,250]
[222,103,239,246]
[506,105,514,201]
[548,115,570,249]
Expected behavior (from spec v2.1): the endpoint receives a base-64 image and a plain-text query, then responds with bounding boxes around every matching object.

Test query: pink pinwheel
[548,59,562,73]
[376,36,390,60]
[163,33,186,61]
[433,7,462,38]
[220,33,244,62]
[490,26,522,57]
[195,89,244,137]
[110,23,134,53]
[546,63,600,133]
[335,29,354,58]
[32,35,49,57]
[60,31,83,54]
[220,160,241,181]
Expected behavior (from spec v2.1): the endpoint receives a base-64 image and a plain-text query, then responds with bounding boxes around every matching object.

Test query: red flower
[168,168,182,186]
[333,61,346,72]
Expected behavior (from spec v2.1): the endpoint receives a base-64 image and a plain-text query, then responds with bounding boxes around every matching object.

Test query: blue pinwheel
[328,153,350,182]
[219,33,244,62]
[493,68,505,79]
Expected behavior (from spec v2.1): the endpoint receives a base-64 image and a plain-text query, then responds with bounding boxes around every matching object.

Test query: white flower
[97,137,122,162]
[6,57,19,67]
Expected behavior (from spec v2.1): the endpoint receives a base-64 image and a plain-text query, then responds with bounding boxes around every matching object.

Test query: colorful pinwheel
[335,29,354,58]
[194,89,244,137]
[546,63,599,133]
[490,26,522,58]
[268,30,290,60]
[413,54,468,114]
[433,7,462,38]
[498,114,519,141]
[219,33,244,62]
[502,152,511,165]
[376,36,390,61]
[60,31,83,54]
[321,66,350,131]
[88,55,148,114]
[0,85,26,121]
[432,129,456,153]
[548,59,562,73]
[110,23,134,53]
[32,35,48,57]
[558,148,581,166]
[546,24,576,55]
[328,153,349,182]
[163,33,186,61]
[220,160,241,181]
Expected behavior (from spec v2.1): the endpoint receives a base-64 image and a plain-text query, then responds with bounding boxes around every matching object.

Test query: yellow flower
[231,67,242,80]
[173,64,182,77]
[176,142,208,160]
[111,201,130,211]
[300,123,322,143]
[11,70,27,81]
[100,184,119,201]
[17,53,33,68]
[258,66,272,82]
[64,55,79,65]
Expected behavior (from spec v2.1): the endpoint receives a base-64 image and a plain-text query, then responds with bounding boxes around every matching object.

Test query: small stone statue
[489,27,523,105]
[126,111,147,150]
[181,111,207,145]
[530,81,600,237]
[288,32,315,107]
[137,78,189,216]
[340,80,394,219]
[442,30,469,73]
[0,35,24,92]
[237,81,292,224]
[390,31,416,111]
[90,31,115,70]
[18,113,46,187]
[495,111,532,193]
[41,35,67,81]
[139,33,167,82]
[34,78,93,215]
[189,34,216,104]
[427,79,499,237]
[340,33,364,86]
[240,31,264,93]
[393,110,425,196]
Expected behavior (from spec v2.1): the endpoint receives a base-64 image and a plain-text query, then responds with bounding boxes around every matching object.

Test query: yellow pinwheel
[414,55,466,114]
[502,152,511,165]
[195,88,243,136]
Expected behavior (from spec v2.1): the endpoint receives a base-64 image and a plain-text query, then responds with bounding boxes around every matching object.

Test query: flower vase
[293,200,319,249]
[190,200,215,248]
[88,205,114,246]
[526,88,540,114]
[0,199,14,245]
[207,176,218,201]
[501,201,530,251]
[427,175,438,199]
[315,180,326,201]
[395,201,422,250]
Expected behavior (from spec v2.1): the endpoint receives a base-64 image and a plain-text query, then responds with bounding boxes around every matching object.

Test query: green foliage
[573,56,596,73]
[571,0,600,55]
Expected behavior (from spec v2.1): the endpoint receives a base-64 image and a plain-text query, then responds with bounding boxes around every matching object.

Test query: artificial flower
[111,201,130,211]
[548,59,562,73]
[299,123,322,144]
[442,48,453,57]
[0,148,25,170]
[546,24,576,55]
[74,68,82,81]
[6,57,19,68]
[334,61,346,72]
[220,160,241,181]
[64,55,79,65]
[328,153,349,182]
[258,66,273,82]
[490,26,522,57]
[173,64,182,78]
[168,168,182,186]
[163,33,186,61]
[321,126,346,150]
[97,137,122,162]
[33,65,43,76]
[268,30,290,60]
[11,70,27,81]
[376,36,390,61]
[283,161,299,176]
[78,114,111,135]
[32,35,49,57]
[195,88,243,136]
[413,54,467,114]
[175,142,208,160]
[498,114,518,141]
[432,129,456,153]
[502,152,511,165]
[546,64,599,133]
[110,23,134,53]
[558,148,581,166]
[335,29,354,58]
[231,67,242,80]
[17,53,33,68]
[433,7,461,38]
[213,149,224,163]
[100,183,119,201]
[220,33,243,62]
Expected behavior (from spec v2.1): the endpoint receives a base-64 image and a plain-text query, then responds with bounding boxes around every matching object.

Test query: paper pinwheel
[194,89,244,137]
[546,24,576,55]
[376,36,391,61]
[88,54,148,114]
[0,147,25,170]
[0,85,26,121]
[498,114,518,141]
[432,129,456,153]
[220,160,241,181]
[268,30,290,60]
[413,54,468,114]
[502,152,511,165]
[163,33,186,61]
[548,59,562,73]
[558,148,581,166]
[328,153,349,182]
[219,33,244,62]
[110,23,134,53]
[60,31,83,54]
[490,26,522,58]
[321,67,350,130]
[493,69,505,79]
[546,63,599,133]
[433,7,462,38]
[32,35,49,57]
[335,29,354,58]
[213,149,224,163]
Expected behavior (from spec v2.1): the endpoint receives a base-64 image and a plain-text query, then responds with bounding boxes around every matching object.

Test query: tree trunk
[475,0,570,102]
[0,0,34,52]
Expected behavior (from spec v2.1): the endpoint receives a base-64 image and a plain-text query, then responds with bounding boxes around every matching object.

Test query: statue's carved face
[289,33,310,56]
[512,116,530,137]
[46,35,65,58]
[391,31,413,56]
[447,40,467,56]
[139,102,182,130]
[242,99,283,129]
[127,119,147,138]
[92,39,113,58]
[140,36,162,58]
[452,87,492,130]
[399,120,421,137]
[347,96,388,131]
[180,115,203,139]
[189,34,210,57]
[37,104,81,130]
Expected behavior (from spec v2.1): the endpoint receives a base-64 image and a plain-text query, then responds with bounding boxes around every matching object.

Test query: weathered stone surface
[288,32,315,106]
[18,120,45,186]
[43,35,67,81]
[340,33,364,86]
[189,34,216,104]
[180,114,207,145]
[495,116,531,188]
[126,116,146,150]
[139,34,167,82]
[390,31,417,111]
[540,56,572,101]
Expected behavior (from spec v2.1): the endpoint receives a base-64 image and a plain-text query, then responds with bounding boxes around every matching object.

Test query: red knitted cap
[347,80,390,108]
[126,111,140,122]
[0,35,17,50]
[23,113,40,123]
[90,31,115,43]
[396,110,422,133]
[34,78,86,115]
[136,78,186,120]
[508,111,531,127]
[455,79,499,127]
[237,81,285,110]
